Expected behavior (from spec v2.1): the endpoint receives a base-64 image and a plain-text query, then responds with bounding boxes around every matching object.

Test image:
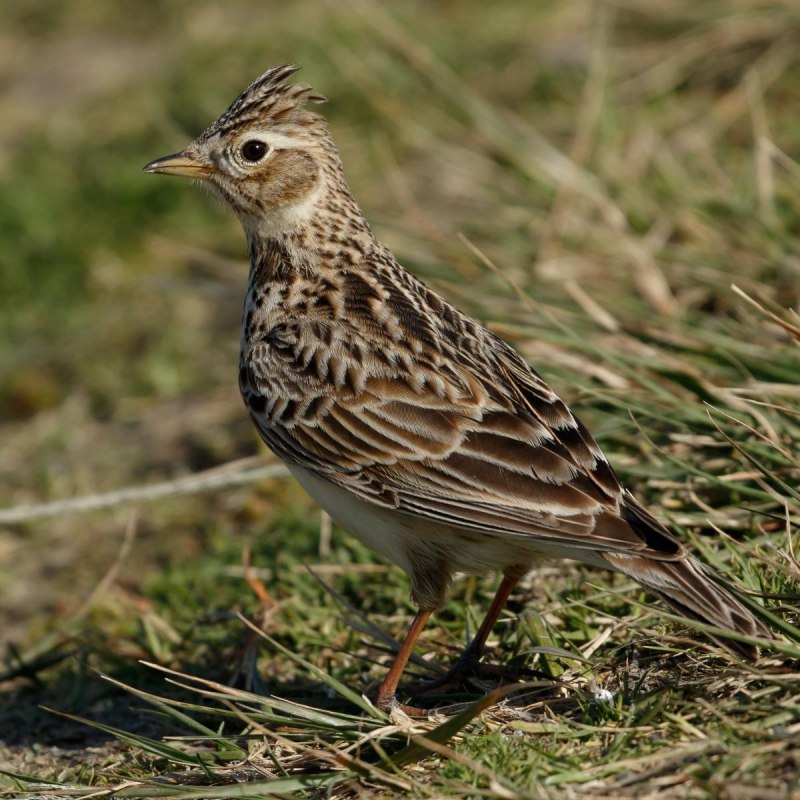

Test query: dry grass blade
[236,613,386,719]
[732,284,800,344]
[0,459,288,524]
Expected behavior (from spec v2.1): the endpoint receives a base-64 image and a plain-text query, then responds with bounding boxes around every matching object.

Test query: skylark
[144,65,770,711]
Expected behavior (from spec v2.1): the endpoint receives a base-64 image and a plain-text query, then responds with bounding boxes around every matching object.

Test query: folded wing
[241,303,686,562]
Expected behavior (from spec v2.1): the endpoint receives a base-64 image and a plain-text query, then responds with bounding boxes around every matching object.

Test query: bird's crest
[199,64,326,141]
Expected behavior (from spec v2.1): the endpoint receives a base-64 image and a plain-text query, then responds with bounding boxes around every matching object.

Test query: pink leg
[375,608,433,710]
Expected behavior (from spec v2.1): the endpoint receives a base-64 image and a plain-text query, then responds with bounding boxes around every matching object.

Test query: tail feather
[604,551,771,658]
[597,496,773,658]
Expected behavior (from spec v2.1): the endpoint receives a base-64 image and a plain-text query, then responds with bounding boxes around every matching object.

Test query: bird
[144,64,771,712]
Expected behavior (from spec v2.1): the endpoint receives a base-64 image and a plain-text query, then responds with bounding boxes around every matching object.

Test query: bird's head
[144,65,337,239]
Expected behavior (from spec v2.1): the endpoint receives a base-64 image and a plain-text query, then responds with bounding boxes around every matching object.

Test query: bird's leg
[462,572,521,663]
[416,569,540,696]
[375,607,433,713]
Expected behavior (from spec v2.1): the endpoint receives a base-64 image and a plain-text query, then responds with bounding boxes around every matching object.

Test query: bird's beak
[143,150,213,179]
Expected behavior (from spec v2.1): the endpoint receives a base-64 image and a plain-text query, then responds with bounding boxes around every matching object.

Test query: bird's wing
[240,286,685,561]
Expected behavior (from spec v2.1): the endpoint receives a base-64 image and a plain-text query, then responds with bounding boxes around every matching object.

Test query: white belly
[287,464,534,576]
[287,463,423,574]
[286,463,613,601]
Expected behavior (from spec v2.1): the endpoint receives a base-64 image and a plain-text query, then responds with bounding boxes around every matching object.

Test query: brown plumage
[145,65,771,711]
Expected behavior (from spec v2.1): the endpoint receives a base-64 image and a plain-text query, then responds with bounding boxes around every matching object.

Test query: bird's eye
[240,140,268,163]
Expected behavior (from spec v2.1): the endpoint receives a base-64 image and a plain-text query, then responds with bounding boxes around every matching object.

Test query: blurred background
[1,0,799,779]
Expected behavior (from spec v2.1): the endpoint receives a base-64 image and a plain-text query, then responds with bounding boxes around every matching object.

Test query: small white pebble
[593,687,615,705]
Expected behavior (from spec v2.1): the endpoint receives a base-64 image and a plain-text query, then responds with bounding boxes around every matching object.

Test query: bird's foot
[374,691,429,718]
[413,649,547,698]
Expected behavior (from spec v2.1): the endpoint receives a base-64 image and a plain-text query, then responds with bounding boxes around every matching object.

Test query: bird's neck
[244,165,379,285]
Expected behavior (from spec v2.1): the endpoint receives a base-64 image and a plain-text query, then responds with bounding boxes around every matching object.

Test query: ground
[1,1,800,798]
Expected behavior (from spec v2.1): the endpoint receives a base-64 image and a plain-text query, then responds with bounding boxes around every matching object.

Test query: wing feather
[240,267,683,560]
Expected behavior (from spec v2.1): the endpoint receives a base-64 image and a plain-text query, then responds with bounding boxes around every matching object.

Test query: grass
[1,0,800,797]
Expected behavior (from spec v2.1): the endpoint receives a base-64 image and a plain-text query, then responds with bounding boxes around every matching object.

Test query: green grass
[2,0,800,797]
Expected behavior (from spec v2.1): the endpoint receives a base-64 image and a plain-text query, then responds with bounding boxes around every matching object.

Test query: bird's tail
[604,549,771,658]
